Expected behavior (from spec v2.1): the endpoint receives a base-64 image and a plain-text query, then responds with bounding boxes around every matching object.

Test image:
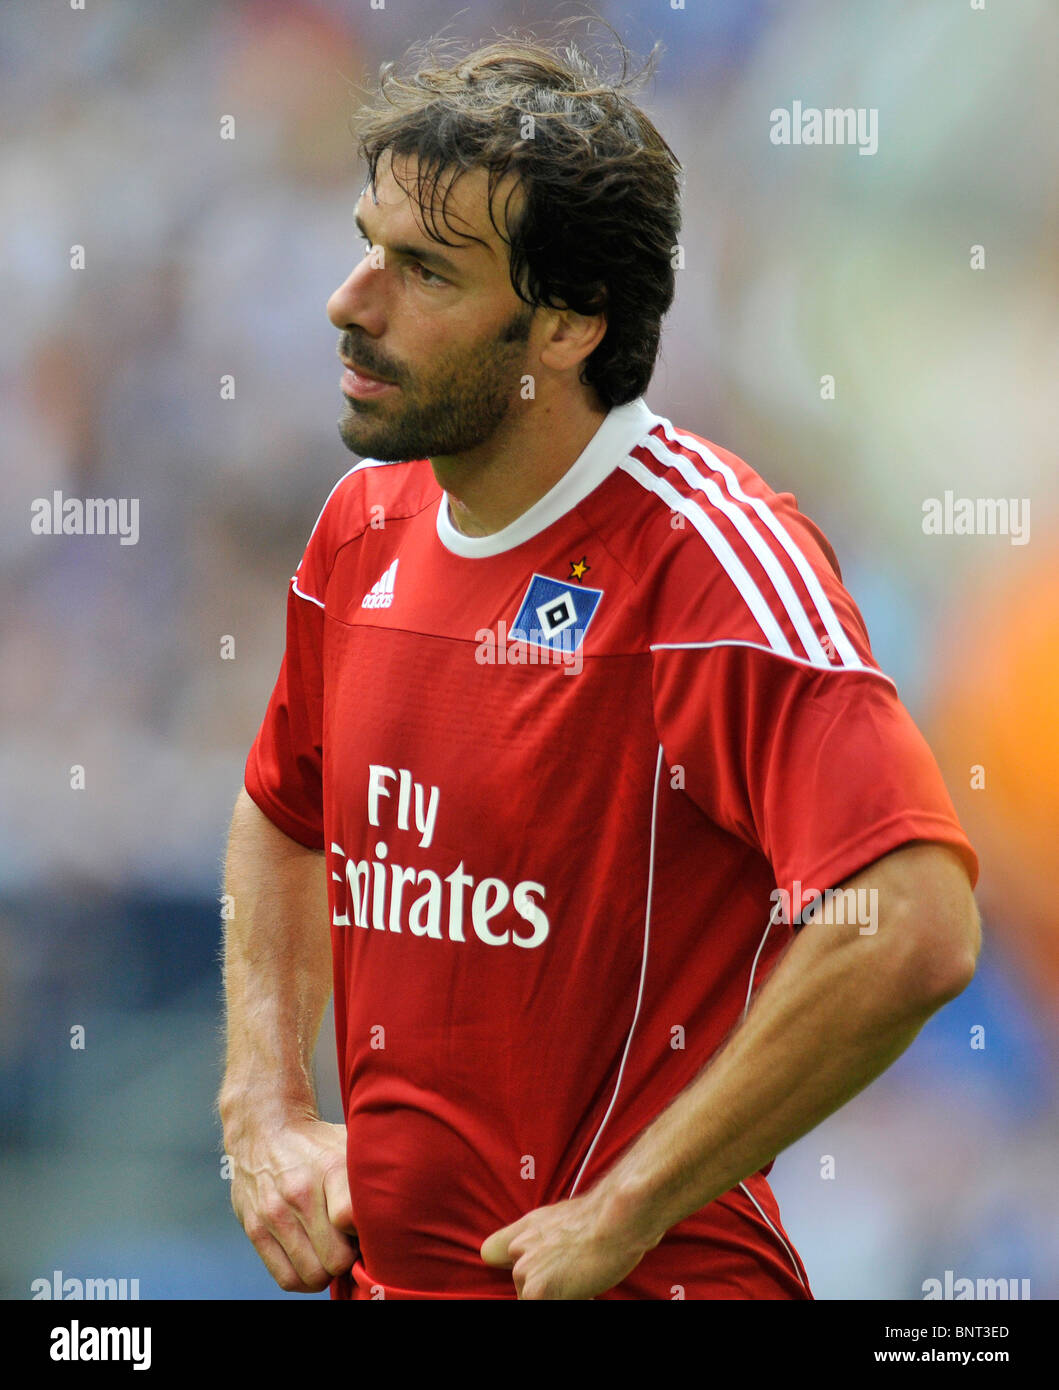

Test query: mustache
[339,333,406,385]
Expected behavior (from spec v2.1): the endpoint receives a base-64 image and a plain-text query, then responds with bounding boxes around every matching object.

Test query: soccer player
[219,36,981,1301]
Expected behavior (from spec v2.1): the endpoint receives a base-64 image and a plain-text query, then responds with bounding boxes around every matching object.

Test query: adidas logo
[361,558,398,609]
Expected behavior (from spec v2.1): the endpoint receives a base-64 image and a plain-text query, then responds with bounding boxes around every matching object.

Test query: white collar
[435,397,659,559]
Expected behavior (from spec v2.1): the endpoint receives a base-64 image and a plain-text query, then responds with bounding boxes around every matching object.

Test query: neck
[432,388,608,537]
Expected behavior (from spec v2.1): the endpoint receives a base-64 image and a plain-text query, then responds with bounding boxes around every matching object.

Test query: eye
[409,261,449,288]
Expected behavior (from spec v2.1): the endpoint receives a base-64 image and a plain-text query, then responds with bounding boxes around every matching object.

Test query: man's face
[326,155,536,462]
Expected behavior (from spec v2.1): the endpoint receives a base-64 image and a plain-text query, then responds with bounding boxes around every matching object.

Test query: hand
[480,1186,655,1300]
[227,1116,358,1292]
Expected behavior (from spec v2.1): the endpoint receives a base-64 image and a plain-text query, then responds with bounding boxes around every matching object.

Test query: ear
[537,305,607,374]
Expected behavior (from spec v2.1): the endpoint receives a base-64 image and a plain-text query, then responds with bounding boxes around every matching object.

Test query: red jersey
[245,397,978,1300]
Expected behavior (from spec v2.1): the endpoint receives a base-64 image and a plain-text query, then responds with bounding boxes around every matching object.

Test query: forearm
[594,859,979,1247]
[218,788,332,1140]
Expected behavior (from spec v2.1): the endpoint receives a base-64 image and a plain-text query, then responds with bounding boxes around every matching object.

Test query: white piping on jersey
[639,433,834,667]
[622,457,799,659]
[742,895,787,1025]
[654,421,865,671]
[567,743,664,1200]
[289,456,400,608]
[649,639,896,689]
[302,456,397,553]
[738,1178,809,1291]
[564,744,808,1292]
[290,576,325,610]
[737,884,809,1290]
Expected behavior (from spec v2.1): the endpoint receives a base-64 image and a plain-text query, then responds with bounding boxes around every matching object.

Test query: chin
[337,406,383,455]
[337,422,414,463]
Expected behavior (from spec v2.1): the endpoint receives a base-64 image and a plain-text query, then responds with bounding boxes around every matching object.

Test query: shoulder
[601,412,877,673]
[306,456,441,550]
[293,457,441,602]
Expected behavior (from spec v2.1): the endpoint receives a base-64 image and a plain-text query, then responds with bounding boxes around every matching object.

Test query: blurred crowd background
[1,0,1055,1300]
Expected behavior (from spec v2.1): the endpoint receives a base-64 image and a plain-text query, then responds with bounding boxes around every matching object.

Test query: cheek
[393,298,515,383]
[401,326,465,379]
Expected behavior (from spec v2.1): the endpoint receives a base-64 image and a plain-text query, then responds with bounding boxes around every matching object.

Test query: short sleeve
[652,643,979,904]
[244,578,326,850]
[243,486,342,851]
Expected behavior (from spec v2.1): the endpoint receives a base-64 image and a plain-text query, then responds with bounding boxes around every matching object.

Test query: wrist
[218,1077,317,1147]
[591,1169,672,1255]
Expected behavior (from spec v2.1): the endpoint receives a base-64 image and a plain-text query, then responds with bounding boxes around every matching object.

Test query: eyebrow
[354,212,464,278]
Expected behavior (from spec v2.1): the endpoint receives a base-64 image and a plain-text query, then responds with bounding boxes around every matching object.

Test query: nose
[326,257,385,336]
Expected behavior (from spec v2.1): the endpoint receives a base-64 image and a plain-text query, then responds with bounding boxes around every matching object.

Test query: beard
[336,306,534,462]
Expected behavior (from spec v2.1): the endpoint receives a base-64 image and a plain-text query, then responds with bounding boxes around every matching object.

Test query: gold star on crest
[569,556,590,583]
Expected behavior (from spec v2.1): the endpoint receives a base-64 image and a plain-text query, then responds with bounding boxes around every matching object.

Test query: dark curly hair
[352,32,683,408]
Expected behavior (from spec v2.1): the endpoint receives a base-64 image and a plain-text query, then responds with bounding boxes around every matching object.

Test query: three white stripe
[623,422,866,671]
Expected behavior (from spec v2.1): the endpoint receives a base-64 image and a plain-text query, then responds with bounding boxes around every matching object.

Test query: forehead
[357,152,520,261]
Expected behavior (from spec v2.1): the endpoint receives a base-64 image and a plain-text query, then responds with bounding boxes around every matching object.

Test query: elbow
[923,937,979,1008]
[897,896,982,1012]
[837,844,983,1016]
